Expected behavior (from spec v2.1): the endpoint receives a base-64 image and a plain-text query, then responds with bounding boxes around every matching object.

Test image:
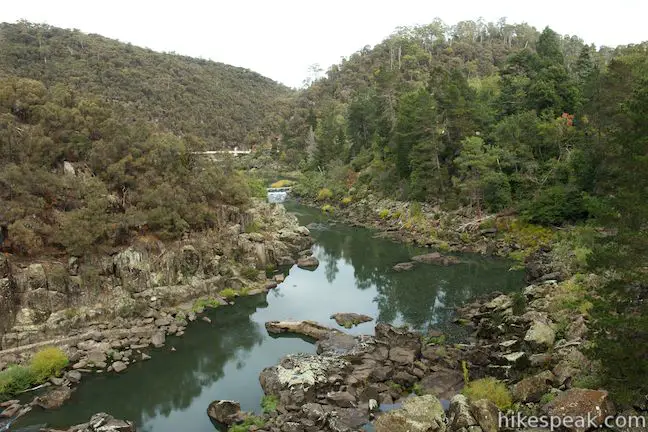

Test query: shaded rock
[330,312,373,329]
[469,399,500,432]
[326,391,357,408]
[419,368,465,400]
[63,412,135,432]
[544,388,615,432]
[112,361,127,373]
[524,321,556,351]
[411,252,461,266]
[151,331,165,348]
[566,315,588,341]
[265,320,340,340]
[389,346,416,365]
[66,370,82,383]
[393,262,415,272]
[512,370,555,403]
[297,256,319,270]
[501,351,530,369]
[448,394,478,430]
[274,274,285,283]
[207,400,241,426]
[375,394,446,432]
[316,332,360,356]
[34,386,74,409]
[375,323,421,354]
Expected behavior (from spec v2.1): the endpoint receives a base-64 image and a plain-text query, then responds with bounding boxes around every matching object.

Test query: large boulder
[297,255,319,270]
[375,323,421,355]
[374,395,446,432]
[393,262,415,272]
[206,400,243,426]
[447,394,479,431]
[512,370,555,403]
[33,386,74,410]
[419,368,465,400]
[330,312,373,329]
[544,388,615,432]
[265,320,341,340]
[524,321,556,351]
[57,412,135,432]
[411,252,461,266]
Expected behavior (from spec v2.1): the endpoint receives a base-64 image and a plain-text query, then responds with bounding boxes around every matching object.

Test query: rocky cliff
[0,200,312,352]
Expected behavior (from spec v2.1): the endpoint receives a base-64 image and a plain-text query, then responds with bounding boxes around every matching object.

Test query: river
[14,202,523,431]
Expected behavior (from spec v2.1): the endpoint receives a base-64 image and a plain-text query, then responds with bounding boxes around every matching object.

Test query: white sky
[2,0,647,88]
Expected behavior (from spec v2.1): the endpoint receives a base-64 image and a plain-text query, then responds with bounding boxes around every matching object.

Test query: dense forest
[277,19,648,403]
[0,21,292,148]
[0,22,288,258]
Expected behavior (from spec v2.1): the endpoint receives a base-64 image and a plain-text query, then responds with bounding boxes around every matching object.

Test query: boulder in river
[297,255,319,270]
[206,400,244,426]
[42,412,135,432]
[392,262,415,272]
[33,385,74,410]
[330,312,373,328]
[265,320,341,340]
[411,252,461,266]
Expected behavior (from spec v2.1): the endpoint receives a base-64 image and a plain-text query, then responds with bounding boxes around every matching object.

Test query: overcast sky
[3,0,647,88]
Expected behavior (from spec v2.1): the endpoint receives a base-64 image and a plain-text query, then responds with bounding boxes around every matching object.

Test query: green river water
[14,202,523,431]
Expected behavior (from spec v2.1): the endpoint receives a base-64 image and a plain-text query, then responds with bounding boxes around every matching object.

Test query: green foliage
[227,416,265,432]
[511,292,527,315]
[316,188,333,202]
[270,179,295,188]
[461,360,470,384]
[0,366,36,398]
[220,288,238,300]
[29,347,68,383]
[242,266,260,280]
[192,297,221,312]
[411,383,424,396]
[244,221,262,233]
[321,204,334,214]
[378,209,390,219]
[462,377,512,410]
[340,196,353,206]
[246,177,268,199]
[261,395,279,413]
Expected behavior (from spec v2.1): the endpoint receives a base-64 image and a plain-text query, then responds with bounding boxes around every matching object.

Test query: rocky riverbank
[0,200,313,413]
[208,277,646,432]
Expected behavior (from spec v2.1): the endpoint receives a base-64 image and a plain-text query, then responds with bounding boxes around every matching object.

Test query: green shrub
[192,297,221,312]
[511,292,527,315]
[270,179,295,188]
[261,395,279,413]
[321,204,334,214]
[378,209,390,219]
[30,347,68,383]
[246,176,268,198]
[340,196,352,206]
[482,172,512,212]
[0,366,37,397]
[242,266,260,280]
[228,416,265,432]
[462,377,512,410]
[523,185,589,226]
[316,188,333,201]
[244,221,262,233]
[220,288,238,300]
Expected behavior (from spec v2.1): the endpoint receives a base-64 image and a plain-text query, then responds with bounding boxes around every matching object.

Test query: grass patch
[511,292,527,315]
[192,297,221,312]
[228,416,265,432]
[0,366,36,398]
[241,266,260,280]
[220,288,238,300]
[244,221,262,233]
[550,275,594,316]
[462,377,512,410]
[321,204,334,214]
[261,395,279,413]
[378,209,390,219]
[270,179,295,188]
[30,347,69,383]
[340,196,352,206]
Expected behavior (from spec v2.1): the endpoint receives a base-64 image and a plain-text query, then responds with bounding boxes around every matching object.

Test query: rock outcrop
[41,412,135,431]
[330,313,373,329]
[265,320,342,340]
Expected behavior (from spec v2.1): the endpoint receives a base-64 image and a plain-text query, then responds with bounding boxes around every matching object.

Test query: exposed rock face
[524,321,556,351]
[330,313,373,329]
[512,370,554,403]
[411,252,461,266]
[0,200,313,352]
[544,389,615,432]
[265,320,341,340]
[375,395,446,432]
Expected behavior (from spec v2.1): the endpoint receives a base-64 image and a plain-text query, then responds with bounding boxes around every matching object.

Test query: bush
[30,347,69,383]
[340,196,352,206]
[261,395,279,413]
[321,204,334,214]
[462,377,512,410]
[246,176,268,198]
[378,209,390,219]
[220,288,238,300]
[0,366,36,397]
[242,266,259,280]
[192,297,221,312]
[482,172,512,212]
[316,188,333,202]
[8,219,43,256]
[523,185,589,225]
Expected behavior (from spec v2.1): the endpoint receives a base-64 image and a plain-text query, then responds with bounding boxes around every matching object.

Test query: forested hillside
[0,21,291,258]
[278,18,648,402]
[0,21,293,148]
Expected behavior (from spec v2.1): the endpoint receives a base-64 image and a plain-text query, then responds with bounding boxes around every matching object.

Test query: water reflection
[14,203,522,432]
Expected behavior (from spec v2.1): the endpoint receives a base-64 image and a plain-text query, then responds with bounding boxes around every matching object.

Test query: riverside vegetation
[0,16,646,432]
